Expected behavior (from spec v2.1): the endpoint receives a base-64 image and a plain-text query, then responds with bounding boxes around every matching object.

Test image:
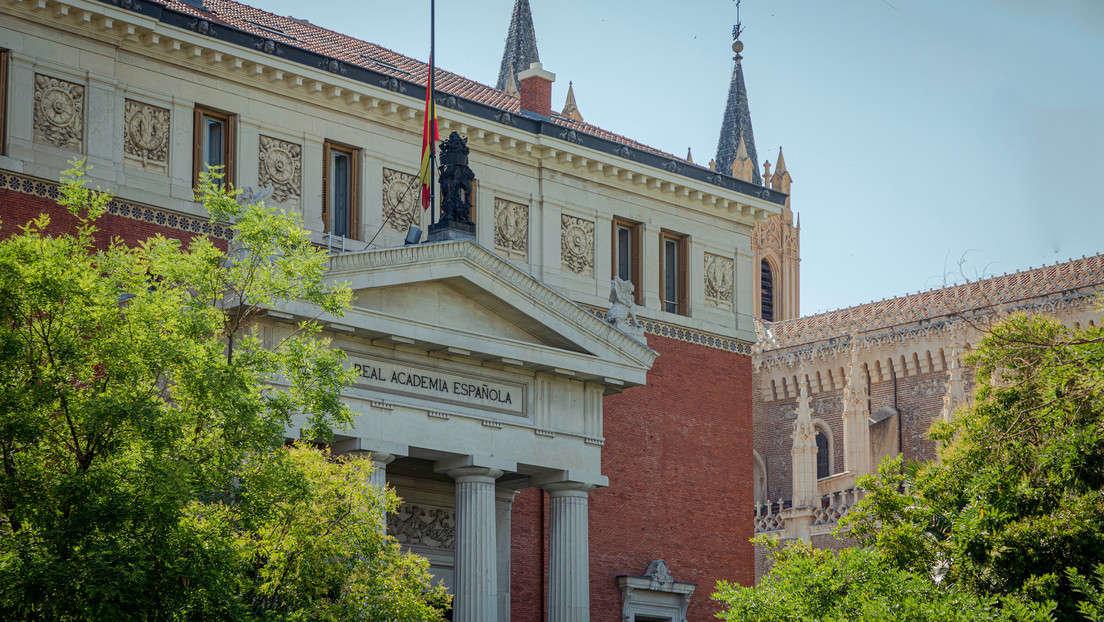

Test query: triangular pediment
[317,241,656,386]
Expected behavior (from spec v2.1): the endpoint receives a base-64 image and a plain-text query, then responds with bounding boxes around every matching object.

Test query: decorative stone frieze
[387,503,456,550]
[123,99,170,174]
[704,253,734,309]
[560,214,594,277]
[493,198,528,261]
[257,135,302,207]
[33,74,84,151]
[382,168,420,233]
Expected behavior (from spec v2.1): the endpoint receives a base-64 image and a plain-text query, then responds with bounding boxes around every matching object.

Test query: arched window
[761,259,775,321]
[815,430,830,479]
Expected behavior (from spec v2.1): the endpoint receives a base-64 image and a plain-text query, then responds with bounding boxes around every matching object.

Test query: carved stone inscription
[33,74,84,151]
[382,168,420,232]
[258,135,302,207]
[123,100,170,174]
[560,214,594,277]
[348,355,526,416]
[388,504,455,550]
[494,198,528,261]
[704,253,734,309]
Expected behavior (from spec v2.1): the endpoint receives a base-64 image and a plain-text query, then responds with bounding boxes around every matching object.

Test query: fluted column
[545,482,596,622]
[447,466,503,622]
[495,488,518,622]
[342,450,396,535]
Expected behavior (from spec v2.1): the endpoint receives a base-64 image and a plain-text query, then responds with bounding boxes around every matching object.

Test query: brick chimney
[518,61,555,117]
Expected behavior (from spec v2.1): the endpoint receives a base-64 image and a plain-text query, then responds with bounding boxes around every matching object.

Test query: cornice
[5,0,783,227]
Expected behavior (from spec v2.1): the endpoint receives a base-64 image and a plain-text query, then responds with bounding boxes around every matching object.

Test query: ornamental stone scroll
[382,168,420,233]
[123,100,170,174]
[33,74,84,151]
[493,198,528,261]
[704,253,735,310]
[560,214,594,277]
[257,135,302,208]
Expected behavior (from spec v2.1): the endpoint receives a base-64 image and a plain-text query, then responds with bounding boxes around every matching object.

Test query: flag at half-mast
[419,56,438,210]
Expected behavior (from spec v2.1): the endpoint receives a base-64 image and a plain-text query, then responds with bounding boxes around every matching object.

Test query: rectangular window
[659,231,689,316]
[611,218,643,305]
[323,141,359,239]
[192,106,235,189]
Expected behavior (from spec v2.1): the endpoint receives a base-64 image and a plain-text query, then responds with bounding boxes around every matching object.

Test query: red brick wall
[1,187,222,250]
[511,335,754,621]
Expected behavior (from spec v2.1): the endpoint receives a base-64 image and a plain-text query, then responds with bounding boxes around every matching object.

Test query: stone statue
[437,131,475,226]
[607,277,642,333]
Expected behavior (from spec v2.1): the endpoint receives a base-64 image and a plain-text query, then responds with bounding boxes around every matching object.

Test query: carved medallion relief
[704,253,734,310]
[387,503,455,551]
[123,100,170,174]
[493,198,528,262]
[257,135,302,207]
[560,214,594,277]
[33,74,84,151]
[381,168,420,233]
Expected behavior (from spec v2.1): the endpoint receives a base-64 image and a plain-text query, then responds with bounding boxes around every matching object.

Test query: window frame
[192,106,235,190]
[322,140,360,240]
[0,51,7,156]
[611,217,643,305]
[659,230,689,316]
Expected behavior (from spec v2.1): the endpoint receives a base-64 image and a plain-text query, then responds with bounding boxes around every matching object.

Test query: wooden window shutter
[0,52,7,156]
[192,108,203,193]
[631,223,643,305]
[348,148,359,240]
[224,114,235,188]
[321,142,331,233]
[610,221,618,280]
[677,235,689,315]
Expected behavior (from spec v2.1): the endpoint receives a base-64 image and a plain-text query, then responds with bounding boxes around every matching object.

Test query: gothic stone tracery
[494,198,529,261]
[33,74,84,151]
[257,135,302,207]
[123,99,170,174]
[560,214,594,276]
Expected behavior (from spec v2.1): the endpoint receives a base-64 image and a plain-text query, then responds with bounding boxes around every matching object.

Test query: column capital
[542,481,597,497]
[445,465,504,483]
[531,469,608,491]
[342,449,397,467]
[434,454,516,481]
[331,437,408,458]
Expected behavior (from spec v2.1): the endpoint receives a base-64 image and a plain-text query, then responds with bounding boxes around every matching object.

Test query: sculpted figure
[606,277,641,330]
[437,131,475,225]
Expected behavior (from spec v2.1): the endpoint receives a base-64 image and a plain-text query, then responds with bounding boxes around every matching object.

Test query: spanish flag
[419,54,438,210]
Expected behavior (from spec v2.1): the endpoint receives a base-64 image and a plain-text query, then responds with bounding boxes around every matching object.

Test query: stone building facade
[751,255,1104,579]
[0,0,796,619]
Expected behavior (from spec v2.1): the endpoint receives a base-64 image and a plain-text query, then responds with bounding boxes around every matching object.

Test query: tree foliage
[0,163,448,620]
[717,312,1104,621]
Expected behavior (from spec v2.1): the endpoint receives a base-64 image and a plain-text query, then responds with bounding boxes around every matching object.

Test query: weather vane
[732,0,744,41]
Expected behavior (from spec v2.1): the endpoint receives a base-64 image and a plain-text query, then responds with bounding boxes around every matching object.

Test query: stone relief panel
[704,253,734,310]
[493,198,528,262]
[123,99,170,174]
[33,74,84,151]
[560,214,594,277]
[382,168,420,233]
[387,503,455,551]
[257,135,302,208]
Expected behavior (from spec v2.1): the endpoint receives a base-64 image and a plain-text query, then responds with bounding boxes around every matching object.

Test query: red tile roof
[155,0,683,161]
[758,254,1104,350]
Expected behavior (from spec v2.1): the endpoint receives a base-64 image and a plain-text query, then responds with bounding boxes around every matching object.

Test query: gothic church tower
[715,27,801,322]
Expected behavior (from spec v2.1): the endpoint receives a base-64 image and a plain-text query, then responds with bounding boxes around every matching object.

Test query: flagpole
[429,0,436,225]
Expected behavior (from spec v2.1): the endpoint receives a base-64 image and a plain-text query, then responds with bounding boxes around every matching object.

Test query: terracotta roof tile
[153,0,685,161]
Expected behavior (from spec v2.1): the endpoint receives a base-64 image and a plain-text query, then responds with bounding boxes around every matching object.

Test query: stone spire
[730,133,755,182]
[841,341,872,476]
[496,0,540,93]
[561,81,583,122]
[791,371,818,509]
[503,62,519,97]
[714,33,760,185]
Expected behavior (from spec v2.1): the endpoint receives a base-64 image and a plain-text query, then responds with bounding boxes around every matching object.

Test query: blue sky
[255,0,1104,315]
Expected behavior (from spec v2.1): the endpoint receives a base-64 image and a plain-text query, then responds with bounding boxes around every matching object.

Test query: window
[192,106,235,189]
[815,430,830,479]
[0,51,7,155]
[323,141,359,239]
[611,218,642,305]
[761,258,775,321]
[659,232,689,316]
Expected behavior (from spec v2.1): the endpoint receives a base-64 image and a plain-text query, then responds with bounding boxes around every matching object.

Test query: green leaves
[0,161,446,620]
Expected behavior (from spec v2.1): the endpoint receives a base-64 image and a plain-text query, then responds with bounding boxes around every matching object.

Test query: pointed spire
[770,146,793,194]
[774,147,787,175]
[730,133,755,182]
[686,147,694,164]
[561,81,583,122]
[792,370,818,508]
[503,62,519,97]
[714,32,760,185]
[842,339,873,476]
[497,0,540,92]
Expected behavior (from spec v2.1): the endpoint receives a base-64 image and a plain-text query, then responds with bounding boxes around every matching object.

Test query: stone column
[495,488,518,622]
[447,466,503,622]
[545,482,595,622]
[342,450,395,535]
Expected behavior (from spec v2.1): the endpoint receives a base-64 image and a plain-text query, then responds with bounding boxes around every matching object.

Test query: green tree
[0,163,448,620]
[717,312,1104,621]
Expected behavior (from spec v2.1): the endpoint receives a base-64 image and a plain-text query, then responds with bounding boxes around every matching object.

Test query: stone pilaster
[446,465,504,622]
[791,372,817,509]
[495,488,519,622]
[842,343,872,476]
[545,482,595,622]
